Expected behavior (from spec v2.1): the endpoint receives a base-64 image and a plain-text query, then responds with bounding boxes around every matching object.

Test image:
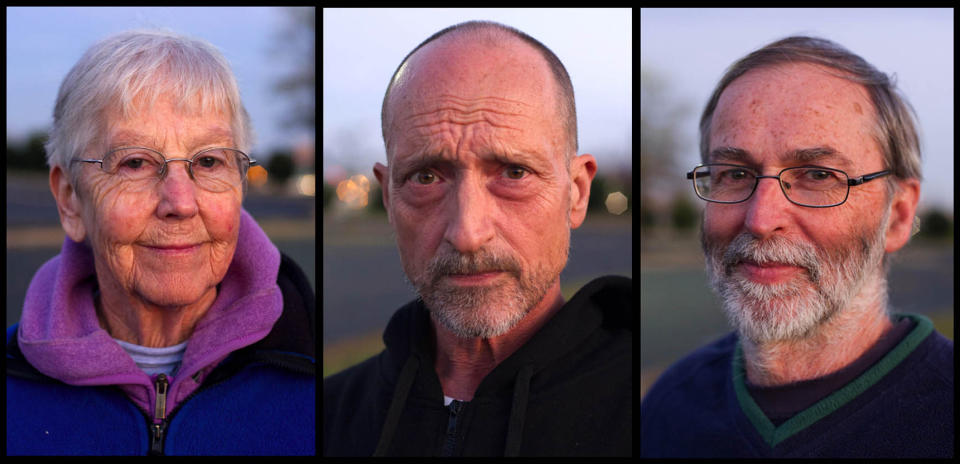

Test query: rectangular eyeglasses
[686,163,892,208]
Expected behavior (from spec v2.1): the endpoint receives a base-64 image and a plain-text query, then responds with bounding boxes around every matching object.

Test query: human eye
[805,169,836,180]
[794,167,842,188]
[503,165,530,180]
[714,166,753,184]
[110,149,161,175]
[409,169,440,185]
[193,149,230,171]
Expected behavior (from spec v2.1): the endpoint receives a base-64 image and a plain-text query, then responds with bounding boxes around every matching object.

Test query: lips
[147,244,200,250]
[446,271,504,284]
[140,242,204,256]
[738,260,804,284]
[742,260,791,268]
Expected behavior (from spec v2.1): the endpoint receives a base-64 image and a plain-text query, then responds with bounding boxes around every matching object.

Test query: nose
[743,175,791,239]
[442,175,496,254]
[156,160,199,219]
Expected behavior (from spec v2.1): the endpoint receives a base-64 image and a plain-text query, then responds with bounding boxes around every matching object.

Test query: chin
[137,275,217,308]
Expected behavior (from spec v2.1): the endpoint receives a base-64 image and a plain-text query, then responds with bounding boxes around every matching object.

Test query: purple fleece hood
[17,209,283,419]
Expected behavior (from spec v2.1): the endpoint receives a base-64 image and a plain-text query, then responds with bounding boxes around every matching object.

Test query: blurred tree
[8,130,50,171]
[271,7,315,130]
[917,209,953,241]
[267,150,295,185]
[640,197,658,232]
[670,192,698,233]
[368,183,386,214]
[323,181,335,210]
[588,175,611,213]
[640,66,692,224]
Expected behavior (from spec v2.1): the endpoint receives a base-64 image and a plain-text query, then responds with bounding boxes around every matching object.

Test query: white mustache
[721,234,821,283]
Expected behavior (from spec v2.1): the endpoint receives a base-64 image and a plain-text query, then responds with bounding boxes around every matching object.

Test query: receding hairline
[381,21,577,163]
[383,26,556,133]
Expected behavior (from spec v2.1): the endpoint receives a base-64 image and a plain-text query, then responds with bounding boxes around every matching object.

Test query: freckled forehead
[710,63,879,164]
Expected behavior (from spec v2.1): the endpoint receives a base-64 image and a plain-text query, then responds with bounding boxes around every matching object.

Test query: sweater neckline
[731,313,934,448]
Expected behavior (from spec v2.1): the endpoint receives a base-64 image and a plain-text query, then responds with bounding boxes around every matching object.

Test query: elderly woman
[6,30,315,455]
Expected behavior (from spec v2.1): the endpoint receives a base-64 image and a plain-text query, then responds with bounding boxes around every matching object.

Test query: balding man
[323,21,632,457]
[640,36,952,458]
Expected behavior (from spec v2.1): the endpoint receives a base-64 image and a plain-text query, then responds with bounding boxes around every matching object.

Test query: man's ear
[884,177,920,253]
[49,166,87,243]
[568,154,598,229]
[373,162,392,224]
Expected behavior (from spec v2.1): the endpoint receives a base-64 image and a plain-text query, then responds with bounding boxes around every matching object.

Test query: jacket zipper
[140,354,311,455]
[149,374,169,455]
[442,400,464,456]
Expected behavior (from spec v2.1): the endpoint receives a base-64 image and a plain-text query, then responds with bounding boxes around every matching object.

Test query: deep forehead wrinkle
[710,145,854,170]
[405,94,531,129]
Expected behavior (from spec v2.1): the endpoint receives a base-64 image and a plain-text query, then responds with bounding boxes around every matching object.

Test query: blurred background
[323,8,632,377]
[7,7,316,326]
[640,8,953,400]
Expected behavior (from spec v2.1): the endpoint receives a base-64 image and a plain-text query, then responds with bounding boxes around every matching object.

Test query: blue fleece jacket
[6,210,315,455]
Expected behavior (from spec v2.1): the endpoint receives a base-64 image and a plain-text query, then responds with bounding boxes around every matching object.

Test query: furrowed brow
[392,153,448,183]
[393,150,549,183]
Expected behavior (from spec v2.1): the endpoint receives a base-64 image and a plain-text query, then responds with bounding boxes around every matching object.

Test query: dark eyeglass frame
[686,163,892,208]
[72,146,257,187]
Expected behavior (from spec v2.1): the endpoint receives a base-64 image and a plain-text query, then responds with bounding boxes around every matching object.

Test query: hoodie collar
[375,275,632,455]
[17,209,283,411]
[381,276,632,390]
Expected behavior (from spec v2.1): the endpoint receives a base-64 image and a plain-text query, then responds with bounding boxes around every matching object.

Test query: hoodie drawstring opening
[504,364,534,456]
[373,355,420,456]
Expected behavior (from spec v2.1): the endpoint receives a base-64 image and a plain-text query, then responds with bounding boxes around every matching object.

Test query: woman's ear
[50,166,87,243]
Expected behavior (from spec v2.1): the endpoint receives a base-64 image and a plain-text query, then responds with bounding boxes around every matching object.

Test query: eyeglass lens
[693,165,849,207]
[102,148,250,192]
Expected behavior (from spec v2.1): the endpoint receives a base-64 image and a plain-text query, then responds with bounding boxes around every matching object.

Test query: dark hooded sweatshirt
[323,275,632,456]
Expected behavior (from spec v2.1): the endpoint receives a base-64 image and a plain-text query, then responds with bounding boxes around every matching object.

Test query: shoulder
[323,352,388,456]
[903,326,953,391]
[641,332,737,413]
[277,252,315,324]
[324,352,384,411]
[565,275,632,329]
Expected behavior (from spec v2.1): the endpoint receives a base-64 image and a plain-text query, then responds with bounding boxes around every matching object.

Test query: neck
[741,280,893,387]
[432,280,564,401]
[96,286,217,348]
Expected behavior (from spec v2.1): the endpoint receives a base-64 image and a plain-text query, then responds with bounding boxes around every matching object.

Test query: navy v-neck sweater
[640,314,953,458]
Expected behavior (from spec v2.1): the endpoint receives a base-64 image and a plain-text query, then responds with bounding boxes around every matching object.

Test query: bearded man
[324,21,632,456]
[640,36,952,458]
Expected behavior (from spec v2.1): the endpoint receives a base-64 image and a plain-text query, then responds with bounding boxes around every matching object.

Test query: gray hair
[45,29,254,187]
[381,20,577,166]
[699,36,923,186]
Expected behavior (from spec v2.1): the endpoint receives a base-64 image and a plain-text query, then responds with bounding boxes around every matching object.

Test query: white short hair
[45,29,255,186]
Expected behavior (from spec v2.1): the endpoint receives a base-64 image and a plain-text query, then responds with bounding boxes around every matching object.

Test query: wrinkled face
[380,37,573,338]
[701,63,893,343]
[77,96,243,308]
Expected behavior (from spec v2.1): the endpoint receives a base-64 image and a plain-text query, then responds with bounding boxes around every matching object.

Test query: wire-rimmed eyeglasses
[686,163,892,208]
[72,146,257,193]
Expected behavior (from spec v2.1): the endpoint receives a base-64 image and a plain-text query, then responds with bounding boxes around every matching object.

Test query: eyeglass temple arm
[847,170,892,186]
